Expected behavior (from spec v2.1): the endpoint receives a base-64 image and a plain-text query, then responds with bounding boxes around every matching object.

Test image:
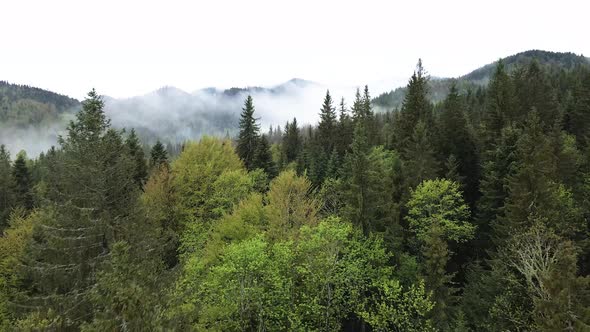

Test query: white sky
[1,0,588,100]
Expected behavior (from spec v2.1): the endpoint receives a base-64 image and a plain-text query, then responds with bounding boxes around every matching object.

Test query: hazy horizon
[2,0,589,100]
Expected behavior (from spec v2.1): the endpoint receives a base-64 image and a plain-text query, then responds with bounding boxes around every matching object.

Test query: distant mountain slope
[103,78,322,145]
[0,81,79,126]
[373,50,590,110]
[0,82,80,156]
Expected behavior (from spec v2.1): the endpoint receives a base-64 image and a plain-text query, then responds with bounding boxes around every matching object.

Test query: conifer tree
[149,140,169,169]
[318,90,337,153]
[394,59,432,151]
[343,122,372,234]
[438,83,479,203]
[253,134,276,178]
[283,118,301,164]
[11,152,33,210]
[17,89,141,329]
[0,145,15,229]
[362,85,378,146]
[483,60,517,142]
[513,61,559,127]
[236,95,260,170]
[565,70,590,147]
[336,97,353,156]
[351,88,364,122]
[125,128,148,188]
[403,121,439,190]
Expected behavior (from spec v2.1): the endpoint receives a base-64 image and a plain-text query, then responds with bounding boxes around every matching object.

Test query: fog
[2,78,404,158]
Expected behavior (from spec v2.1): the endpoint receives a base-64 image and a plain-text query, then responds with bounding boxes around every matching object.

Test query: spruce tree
[564,70,590,148]
[283,118,301,164]
[483,60,517,143]
[513,61,559,127]
[403,121,439,190]
[17,89,141,329]
[125,128,148,188]
[11,152,33,211]
[318,90,337,153]
[0,145,15,230]
[362,85,378,146]
[475,125,520,255]
[253,134,276,178]
[394,59,432,151]
[236,95,260,171]
[438,83,479,203]
[343,122,372,234]
[149,140,169,169]
[336,97,353,156]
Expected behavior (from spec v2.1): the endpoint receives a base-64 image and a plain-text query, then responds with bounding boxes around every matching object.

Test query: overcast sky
[1,0,588,100]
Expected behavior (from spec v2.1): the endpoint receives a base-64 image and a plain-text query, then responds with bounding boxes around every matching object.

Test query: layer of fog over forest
[1,78,401,156]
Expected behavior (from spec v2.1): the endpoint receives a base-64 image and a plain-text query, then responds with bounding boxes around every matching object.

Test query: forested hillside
[373,50,590,110]
[1,55,590,331]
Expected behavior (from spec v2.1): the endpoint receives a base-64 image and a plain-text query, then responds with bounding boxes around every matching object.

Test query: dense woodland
[1,57,590,331]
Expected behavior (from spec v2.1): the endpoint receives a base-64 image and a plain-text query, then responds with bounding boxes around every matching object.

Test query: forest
[1,57,590,331]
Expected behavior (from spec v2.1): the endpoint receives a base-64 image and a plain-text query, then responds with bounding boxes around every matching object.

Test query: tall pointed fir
[438,83,479,203]
[236,95,260,171]
[0,145,15,230]
[336,97,354,156]
[403,121,440,191]
[362,85,378,146]
[11,152,34,211]
[394,59,432,151]
[565,69,590,148]
[343,122,372,235]
[283,118,301,164]
[149,140,169,170]
[16,89,141,329]
[483,60,517,145]
[125,128,148,188]
[318,90,337,153]
[513,61,559,127]
[254,134,277,178]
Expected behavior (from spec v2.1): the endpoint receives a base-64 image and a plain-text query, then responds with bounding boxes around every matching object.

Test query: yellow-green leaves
[407,179,474,243]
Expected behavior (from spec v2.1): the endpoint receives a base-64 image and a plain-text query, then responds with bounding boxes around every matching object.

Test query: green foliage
[407,179,473,243]
[403,121,440,190]
[82,241,167,331]
[125,128,148,187]
[236,95,260,170]
[171,137,248,225]
[253,134,276,178]
[394,59,432,151]
[0,145,15,229]
[149,140,169,170]
[11,151,34,211]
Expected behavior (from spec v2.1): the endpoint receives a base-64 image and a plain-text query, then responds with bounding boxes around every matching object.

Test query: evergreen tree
[149,140,169,169]
[125,128,148,188]
[343,122,372,234]
[438,83,479,203]
[17,89,141,329]
[318,90,337,153]
[362,85,378,146]
[0,145,15,230]
[11,152,33,211]
[483,60,517,142]
[565,70,590,148]
[403,121,439,190]
[253,134,276,178]
[336,97,354,156]
[513,61,559,127]
[236,95,260,170]
[475,124,520,255]
[394,59,432,151]
[283,118,301,164]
